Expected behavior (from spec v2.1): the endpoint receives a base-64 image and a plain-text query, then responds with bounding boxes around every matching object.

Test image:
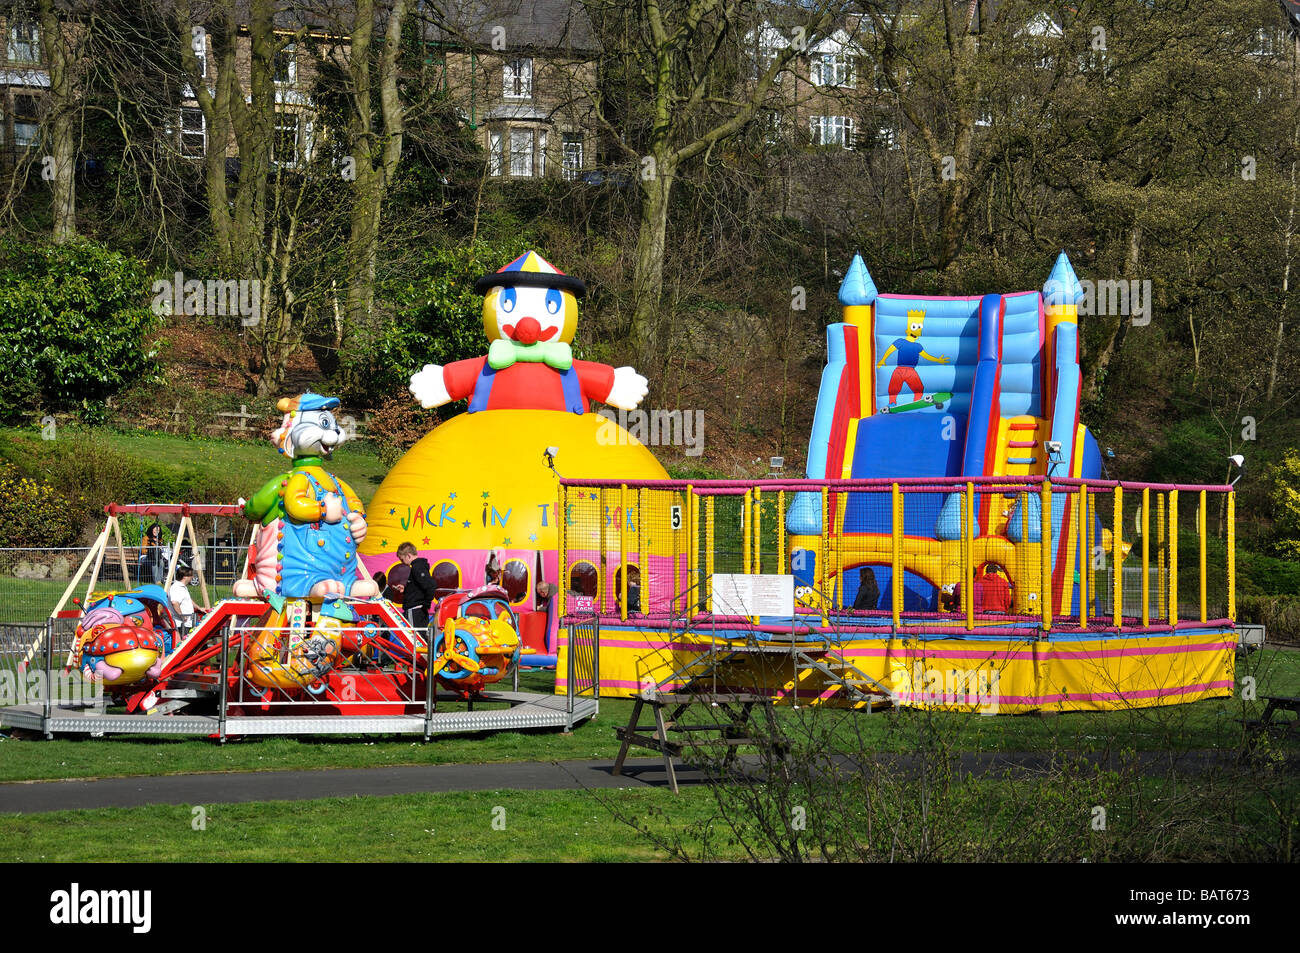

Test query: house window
[809,115,853,149]
[7,21,39,64]
[13,93,39,147]
[273,112,301,165]
[180,107,206,156]
[876,125,899,150]
[503,56,532,99]
[762,111,784,145]
[509,128,533,176]
[537,130,547,176]
[562,134,583,180]
[274,45,296,85]
[811,52,855,88]
[489,130,503,175]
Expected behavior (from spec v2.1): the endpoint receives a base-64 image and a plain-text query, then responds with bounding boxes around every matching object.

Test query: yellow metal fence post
[687,484,696,616]
[636,486,644,611]
[1169,490,1179,627]
[964,481,975,632]
[821,486,830,628]
[557,482,566,620]
[777,489,786,575]
[1199,488,1208,624]
[891,483,903,630]
[706,495,715,614]
[1227,491,1236,622]
[1141,487,1150,627]
[743,489,752,576]
[1040,479,1052,632]
[1157,492,1166,620]
[754,487,763,576]
[599,488,607,614]
[1078,486,1088,628]
[1112,485,1123,628]
[619,484,628,622]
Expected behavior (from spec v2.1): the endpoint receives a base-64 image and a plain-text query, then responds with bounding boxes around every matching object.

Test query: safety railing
[556,477,1235,636]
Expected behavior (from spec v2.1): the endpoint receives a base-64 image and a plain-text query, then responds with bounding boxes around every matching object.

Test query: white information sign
[710,574,795,617]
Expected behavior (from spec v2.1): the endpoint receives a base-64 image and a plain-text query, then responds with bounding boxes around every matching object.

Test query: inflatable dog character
[234,393,379,600]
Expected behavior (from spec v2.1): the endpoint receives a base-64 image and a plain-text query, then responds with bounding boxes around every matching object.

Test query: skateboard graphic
[882,392,952,414]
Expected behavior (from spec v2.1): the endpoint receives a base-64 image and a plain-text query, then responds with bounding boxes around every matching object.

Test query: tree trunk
[38,0,75,242]
[631,157,675,365]
[340,0,407,391]
[1082,224,1142,405]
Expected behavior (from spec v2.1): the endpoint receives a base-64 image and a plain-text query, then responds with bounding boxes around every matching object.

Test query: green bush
[349,239,527,403]
[0,462,83,547]
[1237,594,1300,644]
[1237,548,1300,597]
[0,238,162,421]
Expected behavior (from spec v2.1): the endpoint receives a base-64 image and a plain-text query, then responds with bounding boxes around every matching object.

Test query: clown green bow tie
[488,338,573,371]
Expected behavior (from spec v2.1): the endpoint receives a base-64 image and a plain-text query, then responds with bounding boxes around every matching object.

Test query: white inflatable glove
[409,363,450,408]
[347,509,368,543]
[606,367,649,410]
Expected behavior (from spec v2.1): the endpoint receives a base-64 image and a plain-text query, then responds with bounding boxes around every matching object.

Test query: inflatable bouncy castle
[785,251,1102,615]
[551,253,1237,714]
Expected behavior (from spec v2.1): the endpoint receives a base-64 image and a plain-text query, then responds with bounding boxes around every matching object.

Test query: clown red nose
[509,316,542,344]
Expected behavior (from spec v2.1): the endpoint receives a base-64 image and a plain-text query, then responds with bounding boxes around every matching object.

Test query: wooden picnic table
[612,692,783,793]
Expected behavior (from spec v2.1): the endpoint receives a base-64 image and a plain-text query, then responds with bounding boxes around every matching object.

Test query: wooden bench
[612,692,784,793]
[1242,694,1300,744]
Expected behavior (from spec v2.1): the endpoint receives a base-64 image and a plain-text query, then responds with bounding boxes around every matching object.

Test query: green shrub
[348,239,526,403]
[0,238,162,420]
[1237,594,1300,644]
[0,462,83,547]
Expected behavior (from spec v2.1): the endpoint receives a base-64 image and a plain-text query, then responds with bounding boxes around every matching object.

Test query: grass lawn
[0,651,1296,784]
[1,771,1294,863]
[0,426,389,502]
[81,428,390,499]
[0,788,717,862]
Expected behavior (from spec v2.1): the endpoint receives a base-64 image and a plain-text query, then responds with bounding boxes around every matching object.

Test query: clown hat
[474,250,586,297]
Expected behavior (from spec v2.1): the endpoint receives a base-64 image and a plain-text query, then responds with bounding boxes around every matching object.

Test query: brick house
[423,0,599,180]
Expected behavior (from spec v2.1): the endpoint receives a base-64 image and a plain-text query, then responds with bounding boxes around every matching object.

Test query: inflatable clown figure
[234,393,380,601]
[409,251,649,413]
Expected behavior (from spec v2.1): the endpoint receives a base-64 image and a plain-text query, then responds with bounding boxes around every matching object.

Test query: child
[169,564,197,634]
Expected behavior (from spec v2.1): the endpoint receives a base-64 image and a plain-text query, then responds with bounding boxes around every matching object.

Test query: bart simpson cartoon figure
[876,309,949,405]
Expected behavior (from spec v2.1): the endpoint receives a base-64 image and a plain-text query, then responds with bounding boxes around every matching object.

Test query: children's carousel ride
[2,391,591,738]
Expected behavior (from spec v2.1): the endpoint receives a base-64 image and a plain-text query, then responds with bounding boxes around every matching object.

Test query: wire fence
[0,546,247,625]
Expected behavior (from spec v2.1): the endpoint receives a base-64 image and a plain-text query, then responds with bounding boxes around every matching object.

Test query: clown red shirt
[442,357,616,413]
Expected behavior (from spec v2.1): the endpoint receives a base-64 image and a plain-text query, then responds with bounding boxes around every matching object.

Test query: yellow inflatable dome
[359,408,669,661]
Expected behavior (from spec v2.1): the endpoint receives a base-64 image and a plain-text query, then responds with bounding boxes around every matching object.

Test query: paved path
[2,748,1294,815]
[0,758,699,814]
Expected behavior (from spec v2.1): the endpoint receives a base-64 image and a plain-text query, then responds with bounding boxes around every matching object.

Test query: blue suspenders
[468,362,585,414]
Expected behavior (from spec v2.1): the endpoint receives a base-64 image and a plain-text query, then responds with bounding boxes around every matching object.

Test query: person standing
[396,542,435,628]
[139,523,165,586]
[169,564,196,635]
